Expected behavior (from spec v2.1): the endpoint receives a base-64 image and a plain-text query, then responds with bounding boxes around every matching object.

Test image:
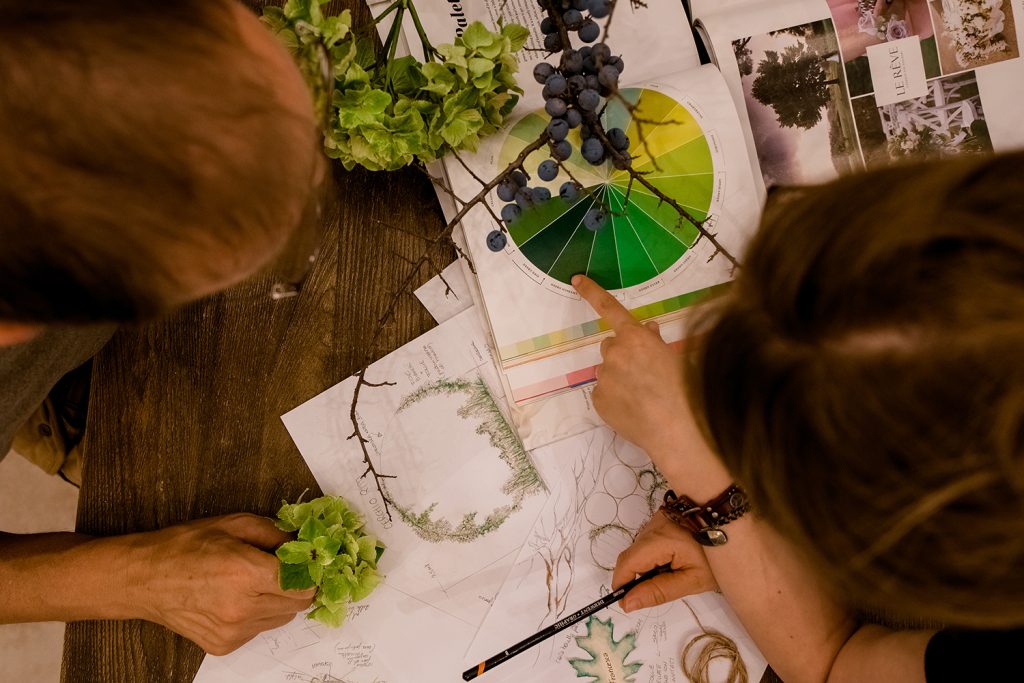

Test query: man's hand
[128,513,315,655]
[572,274,691,459]
[613,511,716,612]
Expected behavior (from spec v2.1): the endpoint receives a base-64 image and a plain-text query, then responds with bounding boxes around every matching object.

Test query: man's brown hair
[688,152,1024,628]
[0,0,317,323]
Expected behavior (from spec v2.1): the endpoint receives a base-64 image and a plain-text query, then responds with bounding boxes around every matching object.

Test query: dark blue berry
[497,180,517,202]
[563,9,584,29]
[607,127,629,151]
[511,170,528,187]
[598,65,619,89]
[501,204,521,224]
[582,137,604,164]
[487,229,508,251]
[544,32,563,52]
[546,74,568,96]
[533,62,555,85]
[565,109,583,128]
[562,50,584,75]
[588,0,610,19]
[547,118,569,141]
[534,187,552,202]
[560,182,580,201]
[578,88,600,112]
[538,160,559,182]
[552,140,572,160]
[583,208,607,231]
[515,187,536,209]
[578,19,600,43]
[545,98,568,118]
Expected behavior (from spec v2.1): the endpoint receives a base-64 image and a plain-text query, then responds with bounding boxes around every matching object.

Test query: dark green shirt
[0,324,115,459]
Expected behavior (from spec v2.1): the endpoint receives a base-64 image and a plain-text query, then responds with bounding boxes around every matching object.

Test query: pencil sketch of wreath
[383,377,545,543]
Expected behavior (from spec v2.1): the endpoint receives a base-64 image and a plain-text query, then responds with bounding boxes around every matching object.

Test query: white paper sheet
[196,310,552,682]
[414,259,473,324]
[464,426,768,682]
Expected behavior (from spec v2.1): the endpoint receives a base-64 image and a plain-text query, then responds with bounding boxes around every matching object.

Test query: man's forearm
[0,531,143,623]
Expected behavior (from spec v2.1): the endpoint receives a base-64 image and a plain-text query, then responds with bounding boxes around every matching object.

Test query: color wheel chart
[499,87,718,294]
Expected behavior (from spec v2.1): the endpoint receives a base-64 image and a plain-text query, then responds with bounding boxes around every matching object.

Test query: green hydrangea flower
[275,494,384,628]
[263,0,528,171]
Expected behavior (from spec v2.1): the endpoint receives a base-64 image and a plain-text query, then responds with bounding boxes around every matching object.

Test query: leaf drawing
[567,616,643,683]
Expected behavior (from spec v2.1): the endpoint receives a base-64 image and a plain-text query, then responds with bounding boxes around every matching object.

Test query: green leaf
[357,536,379,564]
[467,57,494,79]
[279,561,315,591]
[350,567,381,602]
[298,516,328,542]
[308,560,324,585]
[276,540,314,564]
[501,23,531,52]
[389,55,426,96]
[461,22,494,50]
[308,603,346,628]
[321,571,352,604]
[314,535,342,564]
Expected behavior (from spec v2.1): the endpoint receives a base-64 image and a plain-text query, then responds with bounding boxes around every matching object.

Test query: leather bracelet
[659,484,750,547]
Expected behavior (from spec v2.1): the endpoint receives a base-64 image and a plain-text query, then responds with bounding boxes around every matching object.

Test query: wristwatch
[659,484,750,547]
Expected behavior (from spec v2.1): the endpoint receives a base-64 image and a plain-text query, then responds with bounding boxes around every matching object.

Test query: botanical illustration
[567,616,643,683]
[526,433,666,627]
[385,376,546,543]
[733,20,863,186]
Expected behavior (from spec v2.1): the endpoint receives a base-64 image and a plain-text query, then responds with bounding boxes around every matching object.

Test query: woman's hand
[573,275,732,499]
[613,511,716,612]
[572,275,691,459]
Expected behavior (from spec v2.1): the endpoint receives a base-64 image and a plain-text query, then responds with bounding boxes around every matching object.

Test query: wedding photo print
[851,70,993,166]
[732,19,862,187]
[827,0,941,97]
[928,0,1019,71]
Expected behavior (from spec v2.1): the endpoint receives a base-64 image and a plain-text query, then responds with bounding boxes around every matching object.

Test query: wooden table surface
[60,2,781,681]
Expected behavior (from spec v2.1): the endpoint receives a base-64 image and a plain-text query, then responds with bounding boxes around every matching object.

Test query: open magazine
[399,0,1024,449]
[692,0,1024,190]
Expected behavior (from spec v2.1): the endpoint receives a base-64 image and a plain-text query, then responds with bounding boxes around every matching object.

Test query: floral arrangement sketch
[382,376,546,543]
[525,433,668,627]
[567,616,643,683]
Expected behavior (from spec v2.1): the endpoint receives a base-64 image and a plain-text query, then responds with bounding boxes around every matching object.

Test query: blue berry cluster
[488,0,626,248]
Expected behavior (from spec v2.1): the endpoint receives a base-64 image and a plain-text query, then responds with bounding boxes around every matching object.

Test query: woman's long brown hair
[687,152,1024,628]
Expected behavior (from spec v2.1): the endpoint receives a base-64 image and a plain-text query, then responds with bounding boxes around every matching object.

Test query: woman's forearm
[697,515,857,683]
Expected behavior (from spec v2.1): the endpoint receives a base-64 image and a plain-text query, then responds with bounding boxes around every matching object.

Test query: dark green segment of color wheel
[515,195,596,275]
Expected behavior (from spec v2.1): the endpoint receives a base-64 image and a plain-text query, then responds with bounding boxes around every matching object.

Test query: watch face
[698,528,728,546]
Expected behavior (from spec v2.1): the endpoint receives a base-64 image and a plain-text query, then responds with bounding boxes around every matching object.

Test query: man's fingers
[572,274,637,331]
[620,571,709,612]
[217,513,293,550]
[645,320,660,334]
[254,592,316,616]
